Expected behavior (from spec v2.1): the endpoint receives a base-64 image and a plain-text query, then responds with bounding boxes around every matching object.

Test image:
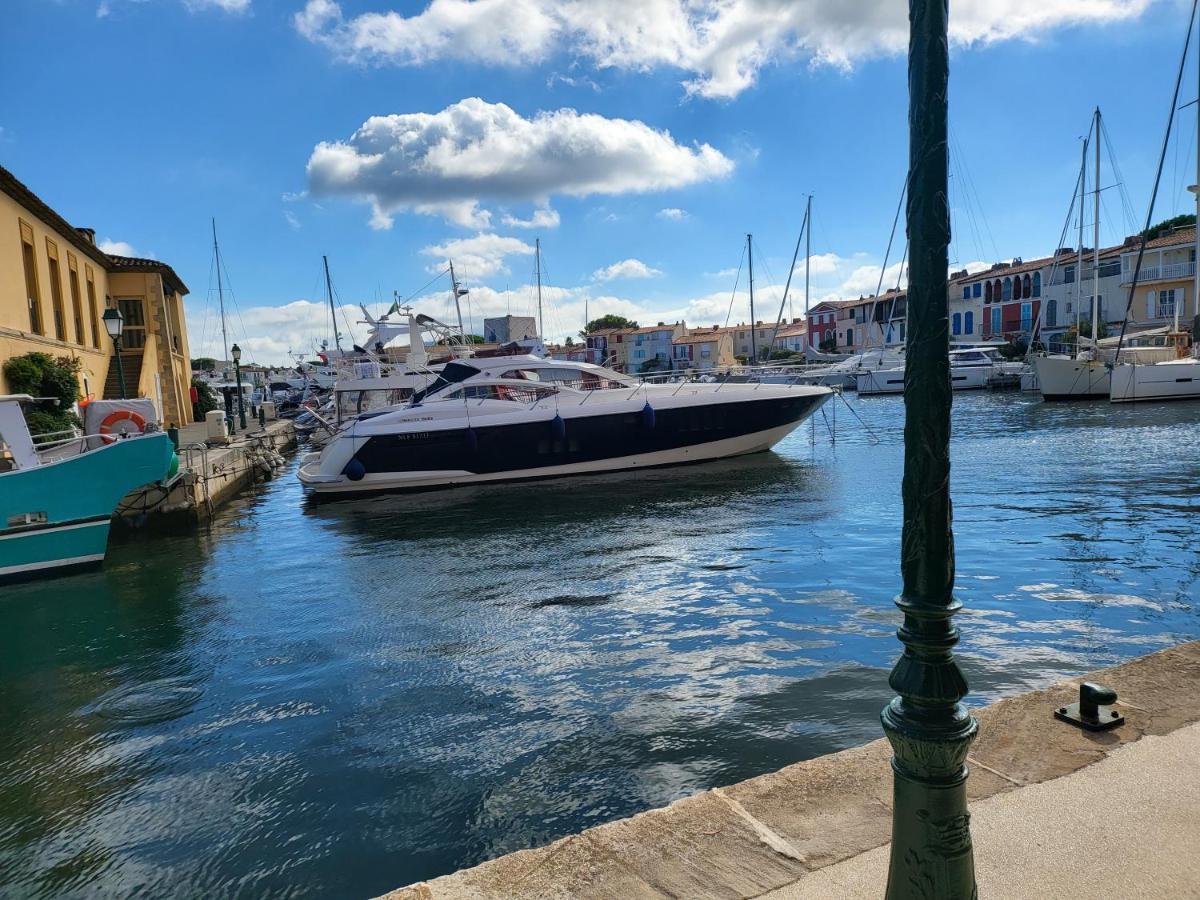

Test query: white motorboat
[1109,330,1200,402]
[797,348,906,388]
[856,348,1025,395]
[298,355,833,496]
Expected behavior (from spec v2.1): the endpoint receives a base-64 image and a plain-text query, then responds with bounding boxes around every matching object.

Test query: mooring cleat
[1054,681,1124,731]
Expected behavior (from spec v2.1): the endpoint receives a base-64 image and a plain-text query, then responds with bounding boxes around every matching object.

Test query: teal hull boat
[1,396,175,581]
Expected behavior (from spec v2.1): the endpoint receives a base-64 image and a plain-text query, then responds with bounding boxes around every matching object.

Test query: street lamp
[102,307,127,399]
[231,343,247,431]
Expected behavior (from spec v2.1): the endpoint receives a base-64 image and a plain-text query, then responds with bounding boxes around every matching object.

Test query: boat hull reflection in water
[298,356,834,495]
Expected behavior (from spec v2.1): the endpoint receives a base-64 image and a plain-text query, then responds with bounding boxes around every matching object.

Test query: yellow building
[1,165,195,425]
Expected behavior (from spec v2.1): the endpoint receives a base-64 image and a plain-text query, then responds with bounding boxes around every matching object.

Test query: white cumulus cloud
[98,238,138,256]
[591,258,663,283]
[305,98,732,229]
[420,232,536,281]
[657,207,687,220]
[501,205,561,229]
[295,0,1151,99]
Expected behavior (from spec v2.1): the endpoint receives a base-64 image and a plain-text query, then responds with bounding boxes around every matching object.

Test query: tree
[2,352,82,437]
[1143,213,1196,243]
[564,335,575,347]
[191,357,218,372]
[819,337,838,352]
[581,314,638,337]
[192,377,220,416]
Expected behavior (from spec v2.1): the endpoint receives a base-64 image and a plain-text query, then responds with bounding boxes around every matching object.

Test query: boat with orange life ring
[97,409,147,442]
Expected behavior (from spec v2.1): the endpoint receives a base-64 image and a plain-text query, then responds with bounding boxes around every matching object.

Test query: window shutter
[1147,290,1155,320]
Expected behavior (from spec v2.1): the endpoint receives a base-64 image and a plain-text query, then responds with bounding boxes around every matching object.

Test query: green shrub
[2,352,82,437]
[192,377,220,416]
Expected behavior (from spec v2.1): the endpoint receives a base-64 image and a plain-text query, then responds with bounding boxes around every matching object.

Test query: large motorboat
[855,347,1025,395]
[297,355,833,496]
[796,348,906,388]
[0,395,176,580]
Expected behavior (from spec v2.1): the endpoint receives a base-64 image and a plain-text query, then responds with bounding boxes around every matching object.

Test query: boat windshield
[411,361,480,404]
[443,383,559,403]
[497,366,634,390]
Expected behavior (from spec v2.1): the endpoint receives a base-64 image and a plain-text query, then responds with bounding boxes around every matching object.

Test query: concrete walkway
[767,721,1200,899]
[382,643,1200,900]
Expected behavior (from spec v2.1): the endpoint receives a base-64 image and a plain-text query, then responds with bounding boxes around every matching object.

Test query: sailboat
[1110,9,1200,403]
[1034,109,1112,399]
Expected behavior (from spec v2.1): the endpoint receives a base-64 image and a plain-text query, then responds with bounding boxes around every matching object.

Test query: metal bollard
[259,407,266,428]
[167,424,179,449]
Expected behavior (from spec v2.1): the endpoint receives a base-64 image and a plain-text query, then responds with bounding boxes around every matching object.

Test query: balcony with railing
[1122,260,1195,284]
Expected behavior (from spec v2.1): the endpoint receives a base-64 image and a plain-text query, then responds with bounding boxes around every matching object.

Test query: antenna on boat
[747,233,756,362]
[323,255,342,354]
[448,260,466,341]
[804,194,812,323]
[535,238,544,340]
[212,218,229,367]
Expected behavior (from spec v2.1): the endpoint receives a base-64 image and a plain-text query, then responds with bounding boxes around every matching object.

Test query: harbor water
[2,393,1198,898]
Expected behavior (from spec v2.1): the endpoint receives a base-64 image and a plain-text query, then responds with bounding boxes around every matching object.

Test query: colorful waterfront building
[626,322,687,372]
[672,326,735,370]
[1119,225,1197,328]
[1,165,195,425]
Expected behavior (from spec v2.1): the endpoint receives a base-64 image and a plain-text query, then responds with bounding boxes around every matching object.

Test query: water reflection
[0,393,1197,898]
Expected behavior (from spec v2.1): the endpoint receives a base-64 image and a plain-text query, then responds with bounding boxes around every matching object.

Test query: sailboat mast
[1194,38,1200,323]
[323,255,341,354]
[212,218,229,367]
[448,260,465,339]
[535,238,544,339]
[1076,139,1086,345]
[1190,36,1200,324]
[747,233,757,362]
[801,195,811,326]
[1092,108,1102,345]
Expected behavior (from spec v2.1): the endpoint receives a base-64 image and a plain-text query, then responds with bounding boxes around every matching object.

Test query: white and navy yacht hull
[299,372,832,497]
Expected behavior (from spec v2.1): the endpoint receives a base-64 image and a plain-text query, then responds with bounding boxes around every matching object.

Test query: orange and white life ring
[98,409,147,443]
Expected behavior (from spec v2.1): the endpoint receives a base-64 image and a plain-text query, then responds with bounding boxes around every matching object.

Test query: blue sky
[2,0,1196,363]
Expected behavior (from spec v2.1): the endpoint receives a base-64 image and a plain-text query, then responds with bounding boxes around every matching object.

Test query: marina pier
[381,642,1200,899]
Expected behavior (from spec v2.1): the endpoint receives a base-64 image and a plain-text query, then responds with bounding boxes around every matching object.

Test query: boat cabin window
[444,383,558,403]
[499,367,631,390]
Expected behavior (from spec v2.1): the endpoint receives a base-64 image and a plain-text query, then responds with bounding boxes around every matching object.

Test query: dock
[382,642,1200,900]
[114,416,298,526]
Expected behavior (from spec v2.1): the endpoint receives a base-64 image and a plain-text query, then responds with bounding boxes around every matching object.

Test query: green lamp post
[231,343,247,431]
[101,307,127,399]
[880,1,978,898]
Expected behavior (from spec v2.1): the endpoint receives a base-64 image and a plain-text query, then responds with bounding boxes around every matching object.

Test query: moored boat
[0,396,176,580]
[298,355,833,496]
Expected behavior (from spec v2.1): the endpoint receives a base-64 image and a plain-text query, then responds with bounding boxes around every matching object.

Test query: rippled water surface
[2,394,1198,897]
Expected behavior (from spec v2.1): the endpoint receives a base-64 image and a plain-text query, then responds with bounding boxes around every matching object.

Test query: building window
[1153,289,1179,319]
[1022,274,1031,300]
[898,322,905,341]
[984,281,992,303]
[1020,302,1033,331]
[701,345,711,358]
[962,286,970,300]
[19,221,43,335]
[1098,260,1120,278]
[952,313,961,335]
[1002,277,1012,301]
[85,266,100,348]
[1032,271,1041,298]
[67,253,85,345]
[1046,299,1057,327]
[1064,265,1075,284]
[45,238,67,341]
[991,307,1001,334]
[964,311,974,334]
[973,282,981,298]
[846,327,853,345]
